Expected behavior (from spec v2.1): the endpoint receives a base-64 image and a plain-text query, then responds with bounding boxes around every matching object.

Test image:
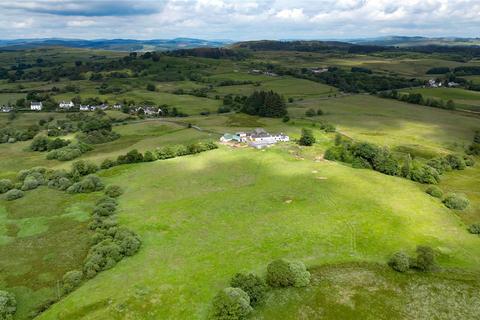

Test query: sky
[0,0,479,40]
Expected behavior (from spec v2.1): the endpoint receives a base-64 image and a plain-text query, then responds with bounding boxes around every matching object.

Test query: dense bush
[77,129,120,144]
[100,158,116,169]
[83,238,123,278]
[105,185,123,198]
[30,136,70,152]
[117,149,144,164]
[62,270,83,294]
[305,108,316,117]
[113,227,142,256]
[230,273,267,307]
[426,186,443,198]
[415,246,437,272]
[5,189,24,201]
[445,154,466,170]
[388,251,410,272]
[46,142,93,161]
[468,223,480,235]
[443,194,469,210]
[0,179,13,194]
[67,175,104,194]
[211,287,252,320]
[0,290,17,320]
[409,162,440,184]
[47,170,72,190]
[143,151,156,162]
[266,259,310,288]
[71,160,99,177]
[298,128,316,146]
[21,172,46,191]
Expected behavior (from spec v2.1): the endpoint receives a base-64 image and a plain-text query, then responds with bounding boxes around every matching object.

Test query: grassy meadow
[0,46,479,319]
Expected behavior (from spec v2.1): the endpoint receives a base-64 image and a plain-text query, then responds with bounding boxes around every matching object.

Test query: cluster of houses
[309,67,329,74]
[426,79,460,88]
[249,69,278,77]
[220,128,290,149]
[2,100,164,116]
[24,101,124,112]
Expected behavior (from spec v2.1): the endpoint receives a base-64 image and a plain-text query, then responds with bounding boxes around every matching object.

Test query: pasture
[401,87,480,112]
[37,146,480,319]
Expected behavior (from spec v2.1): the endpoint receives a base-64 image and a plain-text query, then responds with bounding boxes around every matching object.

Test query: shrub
[46,142,93,161]
[410,162,440,184]
[443,194,469,210]
[298,128,315,146]
[0,179,13,194]
[117,149,144,164]
[113,227,141,256]
[83,239,123,278]
[5,189,24,201]
[47,170,72,190]
[71,160,98,177]
[445,154,466,170]
[352,156,372,169]
[100,158,116,169]
[322,123,336,133]
[67,175,104,194]
[143,151,156,162]
[388,251,410,272]
[0,290,17,320]
[266,259,310,288]
[426,186,443,198]
[468,223,480,234]
[21,172,45,191]
[105,185,123,198]
[464,155,475,167]
[29,135,50,151]
[415,246,436,272]
[77,129,120,144]
[317,109,324,116]
[62,270,83,294]
[230,273,267,307]
[211,287,252,320]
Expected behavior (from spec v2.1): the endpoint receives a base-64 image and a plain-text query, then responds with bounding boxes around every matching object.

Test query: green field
[37,145,480,319]
[401,87,480,112]
[0,46,480,319]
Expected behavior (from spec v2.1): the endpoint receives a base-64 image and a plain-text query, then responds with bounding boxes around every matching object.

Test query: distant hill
[0,38,233,52]
[348,36,480,47]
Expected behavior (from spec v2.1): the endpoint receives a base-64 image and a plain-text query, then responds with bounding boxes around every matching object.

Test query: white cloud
[275,8,305,21]
[0,0,478,39]
[67,19,96,27]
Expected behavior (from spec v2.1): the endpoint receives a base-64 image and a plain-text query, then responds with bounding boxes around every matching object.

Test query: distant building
[59,101,74,109]
[448,82,460,87]
[220,128,289,148]
[30,101,42,111]
[310,67,329,74]
[0,105,13,113]
[79,105,90,111]
[113,103,122,110]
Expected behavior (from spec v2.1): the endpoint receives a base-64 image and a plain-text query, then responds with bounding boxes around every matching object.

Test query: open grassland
[255,262,480,319]
[401,87,480,112]
[291,94,478,154]
[0,188,99,319]
[37,146,480,319]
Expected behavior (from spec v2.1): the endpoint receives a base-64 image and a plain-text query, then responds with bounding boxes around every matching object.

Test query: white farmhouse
[30,101,43,111]
[79,105,90,111]
[113,103,122,110]
[59,101,74,109]
[220,128,290,149]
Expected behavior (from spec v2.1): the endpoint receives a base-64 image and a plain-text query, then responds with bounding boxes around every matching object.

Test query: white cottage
[30,101,43,111]
[59,101,74,109]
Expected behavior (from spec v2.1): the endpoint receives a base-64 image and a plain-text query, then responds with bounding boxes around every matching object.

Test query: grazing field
[401,87,480,112]
[37,146,480,319]
[292,94,478,154]
[255,262,480,319]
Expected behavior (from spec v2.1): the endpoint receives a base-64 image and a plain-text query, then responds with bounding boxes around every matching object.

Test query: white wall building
[59,101,74,109]
[30,102,42,111]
